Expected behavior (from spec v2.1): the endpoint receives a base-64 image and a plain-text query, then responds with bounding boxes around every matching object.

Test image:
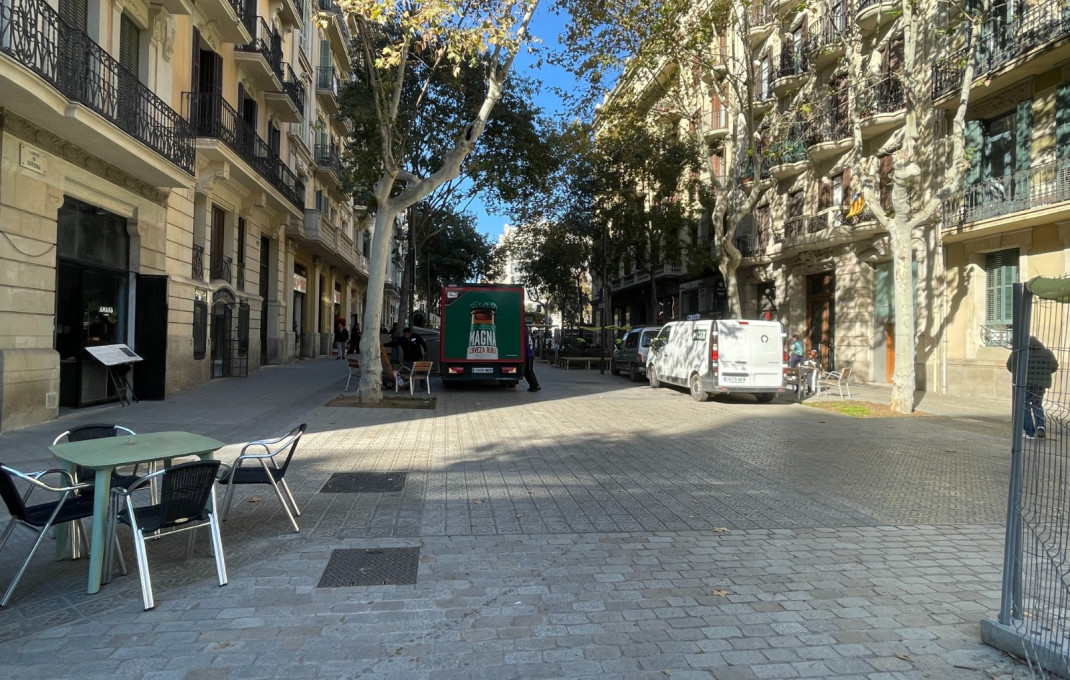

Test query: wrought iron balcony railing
[280,62,305,111]
[808,13,846,55]
[860,74,905,116]
[774,44,809,81]
[237,17,283,78]
[809,99,851,144]
[314,143,343,176]
[317,66,339,95]
[769,137,809,166]
[943,158,1070,226]
[855,0,883,13]
[0,0,194,173]
[192,244,205,280]
[978,2,1070,74]
[932,47,968,99]
[184,92,305,209]
[734,227,771,258]
[210,253,233,284]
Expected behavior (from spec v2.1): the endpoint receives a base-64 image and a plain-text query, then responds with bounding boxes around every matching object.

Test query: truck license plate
[472,367,493,374]
[722,375,746,384]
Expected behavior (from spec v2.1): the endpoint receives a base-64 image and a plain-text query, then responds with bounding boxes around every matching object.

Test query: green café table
[49,431,224,594]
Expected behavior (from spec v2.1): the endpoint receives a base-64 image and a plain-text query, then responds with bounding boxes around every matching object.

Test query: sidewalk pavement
[0,358,1031,679]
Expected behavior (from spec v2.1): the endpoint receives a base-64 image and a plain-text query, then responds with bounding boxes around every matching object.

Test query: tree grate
[320,472,406,493]
[316,547,420,587]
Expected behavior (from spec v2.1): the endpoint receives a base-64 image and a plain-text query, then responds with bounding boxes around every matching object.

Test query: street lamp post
[599,222,607,375]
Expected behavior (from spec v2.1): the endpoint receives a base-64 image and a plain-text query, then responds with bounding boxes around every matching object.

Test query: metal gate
[983,276,1070,677]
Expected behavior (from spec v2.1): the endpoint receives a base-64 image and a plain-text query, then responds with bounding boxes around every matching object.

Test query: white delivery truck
[646,318,786,402]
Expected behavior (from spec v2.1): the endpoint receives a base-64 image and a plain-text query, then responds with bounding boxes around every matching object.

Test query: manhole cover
[317,547,420,587]
[321,472,406,493]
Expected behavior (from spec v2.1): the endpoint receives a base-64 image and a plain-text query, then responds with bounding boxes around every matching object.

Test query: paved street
[0,357,1031,679]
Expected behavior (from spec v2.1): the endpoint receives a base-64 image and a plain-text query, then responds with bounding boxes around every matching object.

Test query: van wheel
[756,393,775,403]
[628,365,639,382]
[610,361,620,376]
[648,368,660,388]
[690,374,709,402]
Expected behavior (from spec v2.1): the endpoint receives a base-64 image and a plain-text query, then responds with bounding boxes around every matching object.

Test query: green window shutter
[119,14,140,76]
[1057,84,1070,160]
[985,248,1019,325]
[1014,99,1032,173]
[965,120,983,186]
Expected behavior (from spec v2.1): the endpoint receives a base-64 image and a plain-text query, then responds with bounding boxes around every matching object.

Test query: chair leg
[279,478,301,517]
[208,490,228,586]
[2,521,54,607]
[261,461,299,532]
[131,528,155,610]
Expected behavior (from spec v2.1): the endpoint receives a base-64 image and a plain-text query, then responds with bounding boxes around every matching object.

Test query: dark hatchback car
[611,326,662,381]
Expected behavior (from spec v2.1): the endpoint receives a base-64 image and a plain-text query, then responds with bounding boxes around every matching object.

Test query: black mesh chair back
[0,464,96,606]
[116,459,227,610]
[52,424,137,485]
[219,424,306,533]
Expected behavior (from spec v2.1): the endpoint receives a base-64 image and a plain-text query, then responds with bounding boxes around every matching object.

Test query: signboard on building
[293,273,307,294]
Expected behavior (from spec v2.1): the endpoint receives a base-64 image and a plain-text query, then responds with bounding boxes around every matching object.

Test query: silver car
[611,326,662,381]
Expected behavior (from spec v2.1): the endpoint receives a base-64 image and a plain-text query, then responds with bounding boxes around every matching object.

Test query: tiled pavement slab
[0,358,1032,678]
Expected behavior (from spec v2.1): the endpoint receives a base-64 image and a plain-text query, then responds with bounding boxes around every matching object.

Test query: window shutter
[119,14,140,76]
[818,178,832,210]
[58,0,88,31]
[191,28,201,93]
[841,168,852,209]
[1015,99,1032,173]
[985,249,1019,325]
[1057,84,1070,160]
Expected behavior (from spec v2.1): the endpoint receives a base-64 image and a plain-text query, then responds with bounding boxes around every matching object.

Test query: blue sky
[471,5,572,241]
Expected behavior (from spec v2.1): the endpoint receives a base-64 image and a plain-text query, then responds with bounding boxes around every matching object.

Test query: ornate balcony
[318,0,353,63]
[859,74,905,137]
[807,99,851,161]
[748,3,775,46]
[807,13,846,67]
[316,66,341,115]
[943,158,1070,229]
[734,225,772,259]
[772,44,809,94]
[768,133,811,180]
[314,143,343,188]
[977,2,1070,75]
[264,62,305,123]
[0,0,194,184]
[210,253,233,284]
[932,48,967,100]
[855,0,898,32]
[193,0,252,44]
[235,17,283,91]
[185,92,305,210]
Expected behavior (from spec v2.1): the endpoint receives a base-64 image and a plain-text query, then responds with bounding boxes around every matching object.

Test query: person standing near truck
[1007,336,1059,439]
[788,334,804,368]
[524,329,541,393]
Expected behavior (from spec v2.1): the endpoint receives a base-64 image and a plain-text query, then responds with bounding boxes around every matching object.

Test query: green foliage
[416,207,501,311]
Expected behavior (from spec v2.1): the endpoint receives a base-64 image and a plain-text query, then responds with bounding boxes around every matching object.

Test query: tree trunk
[889,219,915,413]
[358,206,398,401]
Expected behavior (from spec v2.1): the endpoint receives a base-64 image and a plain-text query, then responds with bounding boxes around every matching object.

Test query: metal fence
[983,276,1070,677]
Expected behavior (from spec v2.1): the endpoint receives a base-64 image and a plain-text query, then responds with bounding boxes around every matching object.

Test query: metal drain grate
[320,472,406,493]
[317,547,420,587]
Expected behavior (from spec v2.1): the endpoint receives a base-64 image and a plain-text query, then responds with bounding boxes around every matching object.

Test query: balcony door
[117,13,141,125]
[191,32,222,133]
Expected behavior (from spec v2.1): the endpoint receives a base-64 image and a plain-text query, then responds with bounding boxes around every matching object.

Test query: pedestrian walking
[1007,336,1059,439]
[333,321,349,359]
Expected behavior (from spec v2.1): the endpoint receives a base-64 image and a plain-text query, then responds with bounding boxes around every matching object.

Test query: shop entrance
[806,272,836,370]
[54,198,131,407]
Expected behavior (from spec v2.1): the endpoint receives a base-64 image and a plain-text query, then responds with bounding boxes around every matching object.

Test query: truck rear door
[717,321,783,389]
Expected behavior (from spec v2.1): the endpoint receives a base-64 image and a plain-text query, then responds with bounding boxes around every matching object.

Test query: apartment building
[0,0,369,431]
[605,0,1069,402]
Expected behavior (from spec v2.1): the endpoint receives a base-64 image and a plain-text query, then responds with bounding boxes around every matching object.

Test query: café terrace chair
[404,361,434,395]
[345,357,361,391]
[820,365,853,399]
[113,460,227,610]
[218,424,306,533]
[52,424,143,488]
[0,464,96,606]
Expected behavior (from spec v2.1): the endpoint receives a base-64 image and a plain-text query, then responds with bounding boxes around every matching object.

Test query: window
[985,248,1018,326]
[878,154,893,209]
[985,110,1016,181]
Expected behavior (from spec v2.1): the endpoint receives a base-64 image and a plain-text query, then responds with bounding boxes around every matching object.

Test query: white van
[646,319,786,402]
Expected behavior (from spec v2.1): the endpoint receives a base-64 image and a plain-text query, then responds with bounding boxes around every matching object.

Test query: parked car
[646,319,785,402]
[611,326,662,381]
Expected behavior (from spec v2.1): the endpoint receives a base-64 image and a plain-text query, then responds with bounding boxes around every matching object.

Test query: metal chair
[113,460,227,610]
[345,357,361,391]
[52,425,142,488]
[218,424,306,533]
[0,464,95,606]
[820,365,853,399]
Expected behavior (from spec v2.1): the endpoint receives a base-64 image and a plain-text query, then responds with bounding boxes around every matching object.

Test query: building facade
[0,0,369,431]
[604,0,1070,404]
